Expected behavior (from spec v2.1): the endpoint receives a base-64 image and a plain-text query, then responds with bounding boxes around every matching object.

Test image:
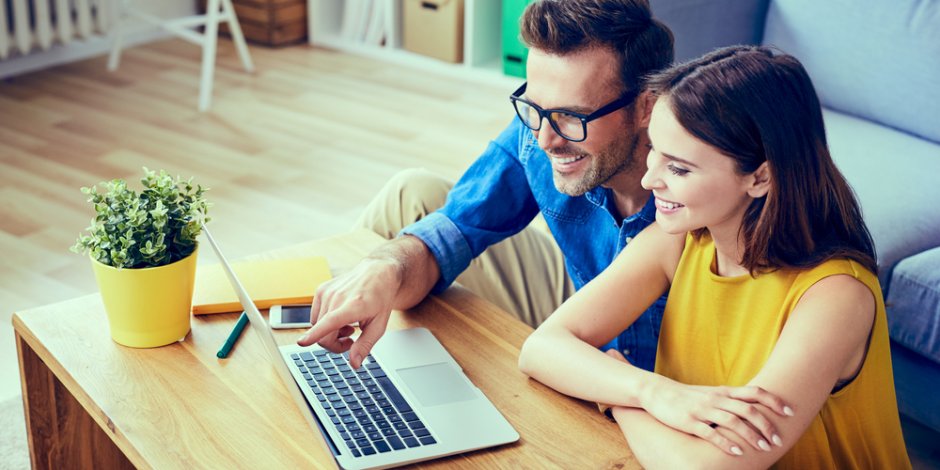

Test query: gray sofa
[651,0,940,432]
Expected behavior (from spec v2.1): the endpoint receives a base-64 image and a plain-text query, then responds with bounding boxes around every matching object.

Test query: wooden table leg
[16,332,135,469]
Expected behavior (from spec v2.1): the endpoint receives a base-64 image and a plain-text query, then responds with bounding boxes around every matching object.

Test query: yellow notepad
[192,257,332,315]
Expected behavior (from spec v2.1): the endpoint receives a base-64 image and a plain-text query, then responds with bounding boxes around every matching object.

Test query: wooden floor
[0,38,512,402]
[3,38,939,469]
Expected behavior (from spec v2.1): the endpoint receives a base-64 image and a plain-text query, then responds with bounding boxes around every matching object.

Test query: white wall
[0,0,196,79]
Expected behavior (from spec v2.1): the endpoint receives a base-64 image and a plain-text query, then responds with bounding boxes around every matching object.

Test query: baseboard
[0,29,174,80]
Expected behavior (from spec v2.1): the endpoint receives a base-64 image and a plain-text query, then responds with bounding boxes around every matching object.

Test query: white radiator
[0,0,112,59]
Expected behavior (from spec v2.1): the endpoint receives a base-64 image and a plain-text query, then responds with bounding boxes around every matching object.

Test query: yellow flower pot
[91,249,198,348]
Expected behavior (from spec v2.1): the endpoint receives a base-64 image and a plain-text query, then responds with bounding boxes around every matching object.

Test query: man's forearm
[365,234,441,311]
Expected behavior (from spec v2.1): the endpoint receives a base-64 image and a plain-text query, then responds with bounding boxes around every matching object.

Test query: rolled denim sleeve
[401,119,540,293]
[400,212,472,293]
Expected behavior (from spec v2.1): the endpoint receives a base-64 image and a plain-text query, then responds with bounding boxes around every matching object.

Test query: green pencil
[217,312,249,358]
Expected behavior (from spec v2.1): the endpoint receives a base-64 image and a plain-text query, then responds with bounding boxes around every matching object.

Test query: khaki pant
[354,168,575,327]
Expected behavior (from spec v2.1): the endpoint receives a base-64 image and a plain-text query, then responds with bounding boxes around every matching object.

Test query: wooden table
[14,229,639,469]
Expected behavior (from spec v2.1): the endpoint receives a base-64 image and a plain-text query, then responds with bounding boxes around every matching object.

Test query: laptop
[202,226,519,469]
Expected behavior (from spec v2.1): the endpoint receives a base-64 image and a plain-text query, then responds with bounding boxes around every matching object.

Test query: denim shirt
[402,118,666,371]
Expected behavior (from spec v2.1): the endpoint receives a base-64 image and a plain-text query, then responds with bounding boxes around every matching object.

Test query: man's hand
[297,257,402,369]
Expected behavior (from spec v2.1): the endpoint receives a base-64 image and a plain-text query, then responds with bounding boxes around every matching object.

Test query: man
[299,0,675,371]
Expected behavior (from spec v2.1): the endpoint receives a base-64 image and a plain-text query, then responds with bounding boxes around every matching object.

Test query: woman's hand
[605,350,794,456]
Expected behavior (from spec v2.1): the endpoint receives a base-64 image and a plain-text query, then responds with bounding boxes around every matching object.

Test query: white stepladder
[107,0,255,112]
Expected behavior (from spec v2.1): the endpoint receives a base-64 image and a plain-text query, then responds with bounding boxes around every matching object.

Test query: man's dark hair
[520,0,674,93]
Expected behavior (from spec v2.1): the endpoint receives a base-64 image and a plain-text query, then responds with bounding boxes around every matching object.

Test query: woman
[518,45,911,469]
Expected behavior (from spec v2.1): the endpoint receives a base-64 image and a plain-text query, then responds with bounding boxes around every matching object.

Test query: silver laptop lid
[201,226,336,462]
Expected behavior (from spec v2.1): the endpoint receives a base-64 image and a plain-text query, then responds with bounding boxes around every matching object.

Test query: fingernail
[784,406,794,416]
[297,334,308,343]
[772,434,783,447]
[758,440,771,451]
[731,446,743,456]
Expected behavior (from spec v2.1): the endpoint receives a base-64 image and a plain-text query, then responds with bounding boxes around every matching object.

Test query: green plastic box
[502,0,533,78]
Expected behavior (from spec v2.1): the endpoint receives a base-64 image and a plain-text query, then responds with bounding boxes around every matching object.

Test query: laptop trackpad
[396,362,477,407]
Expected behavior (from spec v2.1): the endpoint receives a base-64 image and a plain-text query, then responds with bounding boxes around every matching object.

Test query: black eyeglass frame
[509,82,640,143]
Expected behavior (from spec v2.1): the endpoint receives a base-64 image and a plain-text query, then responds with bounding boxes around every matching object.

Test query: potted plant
[72,168,211,348]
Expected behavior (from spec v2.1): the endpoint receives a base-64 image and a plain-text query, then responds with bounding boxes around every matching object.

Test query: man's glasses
[509,82,639,142]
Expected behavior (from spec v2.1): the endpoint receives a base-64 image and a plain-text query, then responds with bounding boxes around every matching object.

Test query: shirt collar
[633,194,657,224]
[585,187,657,224]
[584,187,607,208]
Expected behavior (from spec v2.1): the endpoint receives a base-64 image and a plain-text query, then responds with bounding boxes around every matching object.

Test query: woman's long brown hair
[645,45,877,275]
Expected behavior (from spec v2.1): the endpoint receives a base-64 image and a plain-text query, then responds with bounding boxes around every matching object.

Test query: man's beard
[550,131,641,197]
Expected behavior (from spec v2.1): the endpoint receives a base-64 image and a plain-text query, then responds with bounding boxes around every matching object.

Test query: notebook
[201,226,520,469]
[192,256,332,315]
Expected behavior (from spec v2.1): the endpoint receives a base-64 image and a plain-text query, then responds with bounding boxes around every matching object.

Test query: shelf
[308,0,521,88]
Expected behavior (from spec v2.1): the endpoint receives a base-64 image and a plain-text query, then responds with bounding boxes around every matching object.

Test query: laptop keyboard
[291,349,437,458]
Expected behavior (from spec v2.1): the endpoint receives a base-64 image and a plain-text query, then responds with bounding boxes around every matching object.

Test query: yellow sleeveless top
[656,233,911,469]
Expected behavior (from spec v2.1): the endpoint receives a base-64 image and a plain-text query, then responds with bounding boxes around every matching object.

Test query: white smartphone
[269,304,313,329]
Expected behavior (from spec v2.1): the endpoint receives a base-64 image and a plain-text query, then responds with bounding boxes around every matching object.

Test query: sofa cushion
[823,108,940,286]
[891,341,940,432]
[650,0,770,63]
[762,0,940,144]
[887,247,940,365]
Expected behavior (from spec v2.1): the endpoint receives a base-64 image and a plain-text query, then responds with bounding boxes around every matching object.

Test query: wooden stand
[14,229,640,469]
[200,0,308,47]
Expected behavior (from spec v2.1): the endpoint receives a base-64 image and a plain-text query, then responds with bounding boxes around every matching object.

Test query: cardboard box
[403,0,464,63]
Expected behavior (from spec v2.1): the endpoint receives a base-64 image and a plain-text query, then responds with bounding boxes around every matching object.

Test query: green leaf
[72,167,210,268]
